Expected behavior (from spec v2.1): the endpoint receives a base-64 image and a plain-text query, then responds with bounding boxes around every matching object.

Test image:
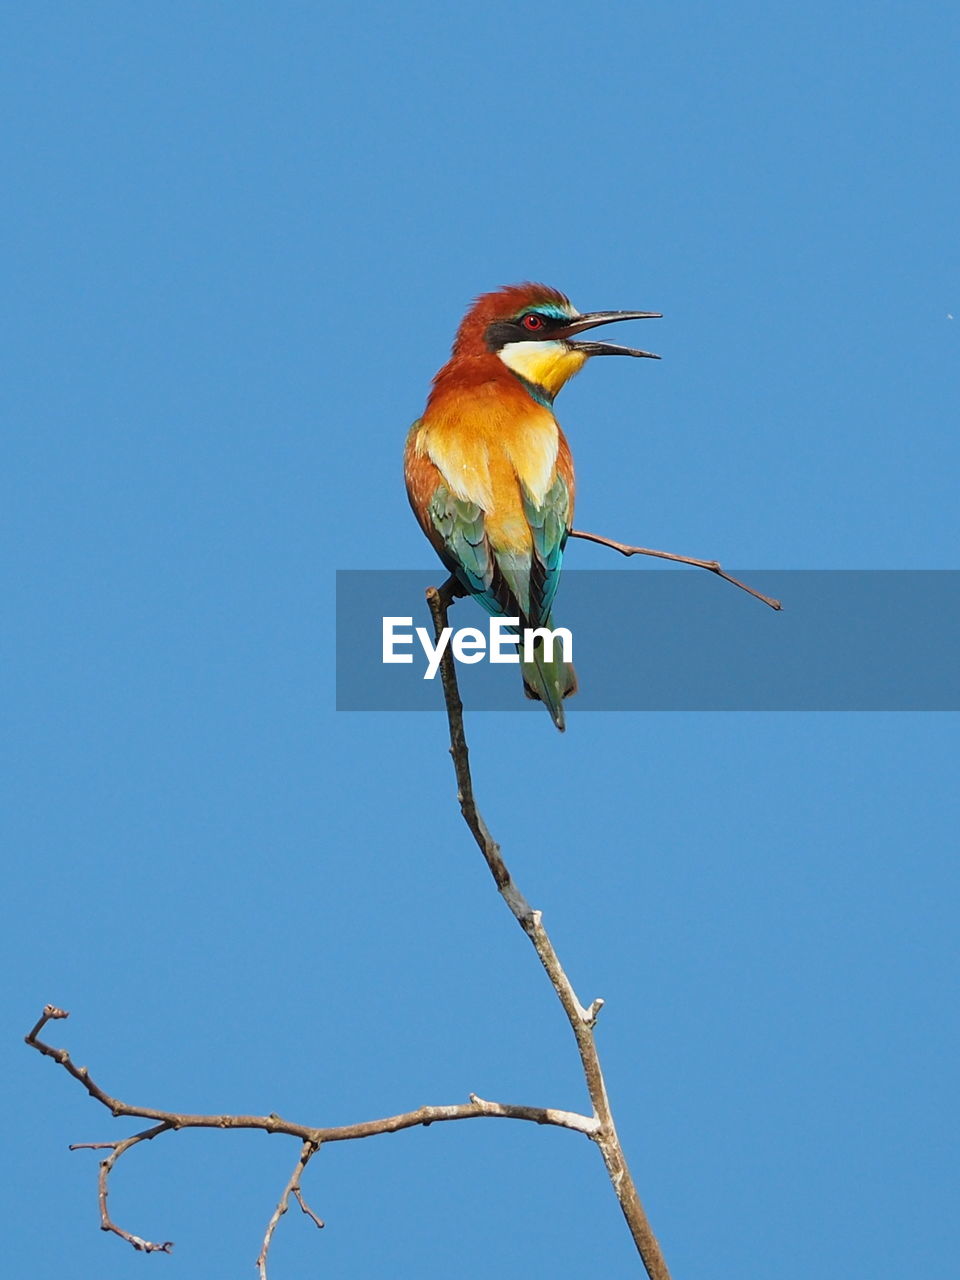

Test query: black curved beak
[557,309,662,359]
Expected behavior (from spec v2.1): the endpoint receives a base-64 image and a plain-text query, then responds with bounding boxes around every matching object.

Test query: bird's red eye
[522,313,545,331]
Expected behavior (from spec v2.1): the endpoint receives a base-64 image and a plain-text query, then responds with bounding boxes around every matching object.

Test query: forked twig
[426,581,672,1280]
[570,527,782,610]
[256,1140,323,1279]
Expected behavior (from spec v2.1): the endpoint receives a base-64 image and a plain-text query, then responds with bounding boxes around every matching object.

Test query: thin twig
[425,585,673,1280]
[257,1141,321,1280]
[293,1185,325,1231]
[96,1123,174,1253]
[570,527,782,610]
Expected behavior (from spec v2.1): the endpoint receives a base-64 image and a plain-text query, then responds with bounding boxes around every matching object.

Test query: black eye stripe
[484,313,563,351]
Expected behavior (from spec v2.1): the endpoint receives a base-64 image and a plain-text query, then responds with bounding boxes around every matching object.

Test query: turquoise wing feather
[426,474,575,730]
[427,488,493,594]
[428,472,571,627]
[521,471,571,625]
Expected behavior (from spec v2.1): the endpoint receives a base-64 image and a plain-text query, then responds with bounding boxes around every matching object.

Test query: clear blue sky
[5,4,958,1277]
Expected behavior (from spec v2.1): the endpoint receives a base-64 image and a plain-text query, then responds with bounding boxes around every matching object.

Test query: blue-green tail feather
[520,616,577,732]
[427,481,576,730]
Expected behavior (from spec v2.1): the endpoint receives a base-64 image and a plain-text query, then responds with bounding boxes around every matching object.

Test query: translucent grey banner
[336,571,960,712]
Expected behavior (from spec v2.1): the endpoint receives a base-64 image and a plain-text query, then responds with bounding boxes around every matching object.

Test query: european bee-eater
[404,283,660,731]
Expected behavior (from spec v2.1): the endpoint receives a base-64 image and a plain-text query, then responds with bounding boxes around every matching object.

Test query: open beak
[556,309,662,360]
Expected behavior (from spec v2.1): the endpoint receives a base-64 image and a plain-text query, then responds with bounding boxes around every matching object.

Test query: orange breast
[411,370,569,553]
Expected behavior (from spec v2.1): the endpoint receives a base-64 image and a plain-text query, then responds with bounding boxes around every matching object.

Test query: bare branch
[570,527,782,611]
[25,1012,597,1144]
[426,584,673,1280]
[25,1006,597,1261]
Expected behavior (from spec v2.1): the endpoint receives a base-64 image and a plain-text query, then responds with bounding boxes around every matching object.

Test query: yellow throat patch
[497,340,588,399]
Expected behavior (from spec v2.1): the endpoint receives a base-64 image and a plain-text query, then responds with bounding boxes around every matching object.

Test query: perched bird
[404,283,660,731]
